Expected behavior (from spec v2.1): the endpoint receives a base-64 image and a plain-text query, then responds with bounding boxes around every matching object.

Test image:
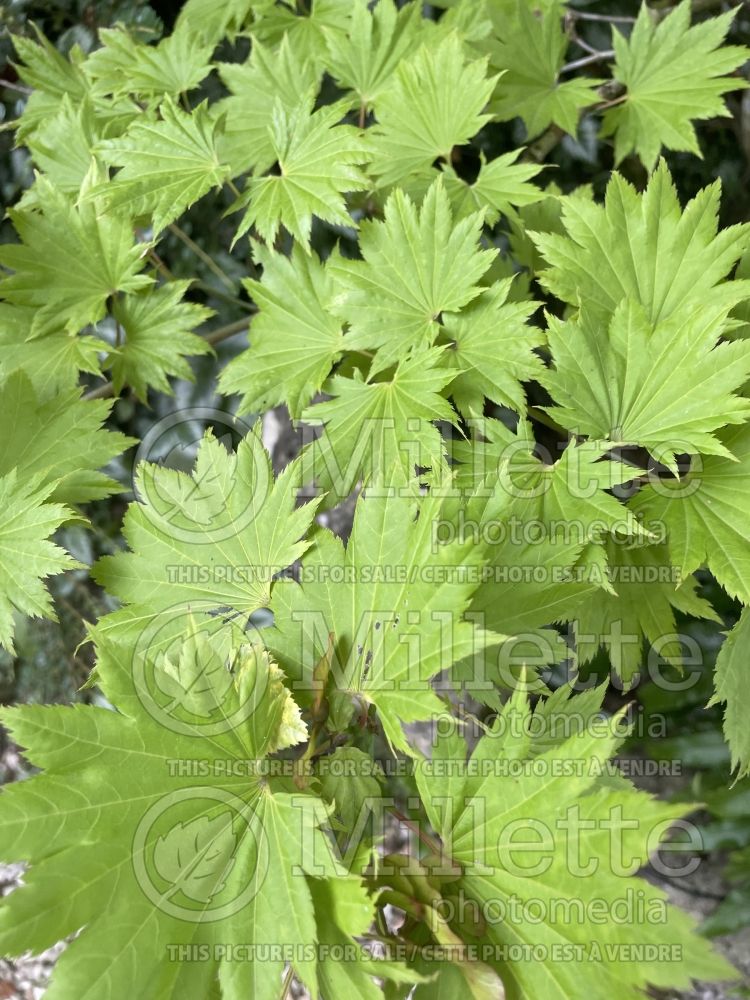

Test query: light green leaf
[230,98,370,250]
[709,608,750,780]
[0,370,135,504]
[531,161,750,326]
[109,282,214,400]
[0,471,80,655]
[219,243,344,419]
[441,148,544,224]
[94,99,230,234]
[601,1,748,170]
[0,172,152,337]
[329,178,496,373]
[368,32,496,186]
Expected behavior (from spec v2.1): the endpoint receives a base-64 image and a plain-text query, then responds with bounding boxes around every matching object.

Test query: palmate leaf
[484,0,601,136]
[253,0,353,67]
[0,172,152,337]
[298,348,456,502]
[230,97,370,250]
[542,298,750,471]
[0,629,356,1000]
[269,484,505,752]
[0,371,134,504]
[109,282,214,400]
[325,0,424,112]
[439,280,544,419]
[629,423,750,604]
[218,243,344,419]
[176,0,261,44]
[93,429,320,644]
[601,1,748,170]
[531,161,750,325]
[329,178,496,374]
[84,21,214,99]
[441,148,544,224]
[11,29,91,141]
[572,536,718,688]
[710,608,750,780]
[24,95,98,195]
[0,305,104,398]
[444,421,646,688]
[216,37,321,177]
[94,100,230,234]
[0,471,80,654]
[412,687,734,999]
[367,32,497,187]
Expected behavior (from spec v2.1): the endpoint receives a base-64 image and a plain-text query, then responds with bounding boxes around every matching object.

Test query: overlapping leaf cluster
[1,2,749,998]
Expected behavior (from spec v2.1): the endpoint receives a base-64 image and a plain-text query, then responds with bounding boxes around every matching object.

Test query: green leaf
[329,178,496,373]
[94,99,230,234]
[573,536,718,687]
[440,280,544,419]
[299,348,456,501]
[542,298,750,470]
[531,161,750,326]
[367,32,496,186]
[0,172,152,337]
[0,370,135,504]
[413,688,735,998]
[176,0,259,44]
[710,607,750,780]
[230,97,370,250]
[269,486,504,752]
[0,471,79,654]
[93,429,319,643]
[0,305,104,398]
[601,1,749,170]
[84,21,214,99]
[253,0,353,67]
[325,0,424,111]
[485,0,601,136]
[630,424,750,605]
[219,243,344,419]
[441,148,544,224]
[216,37,321,177]
[109,282,214,400]
[24,95,98,195]
[0,629,341,1000]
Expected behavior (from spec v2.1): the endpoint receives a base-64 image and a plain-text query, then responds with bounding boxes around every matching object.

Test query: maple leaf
[710,608,750,780]
[441,148,544,224]
[531,161,750,326]
[484,0,601,136]
[0,628,350,1000]
[230,97,370,250]
[601,1,749,170]
[269,485,504,752]
[93,429,319,643]
[298,348,456,502]
[329,178,496,373]
[0,305,104,398]
[176,0,260,44]
[367,32,497,187]
[253,0,353,67]
[0,371,135,504]
[412,686,735,998]
[0,172,152,337]
[24,95,98,195]
[630,423,750,605]
[572,536,718,688]
[444,421,646,692]
[542,298,750,471]
[109,282,214,400]
[439,279,544,419]
[84,21,214,98]
[218,243,344,419]
[216,37,321,177]
[11,29,91,140]
[93,99,230,234]
[0,471,80,654]
[325,0,424,112]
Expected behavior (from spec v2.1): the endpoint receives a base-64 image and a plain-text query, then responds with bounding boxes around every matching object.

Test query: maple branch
[561,50,615,74]
[167,222,237,292]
